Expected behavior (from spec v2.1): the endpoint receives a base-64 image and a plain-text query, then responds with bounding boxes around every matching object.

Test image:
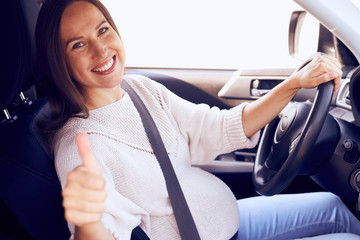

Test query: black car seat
[0,0,70,239]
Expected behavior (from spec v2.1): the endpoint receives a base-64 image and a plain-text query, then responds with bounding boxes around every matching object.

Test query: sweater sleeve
[54,132,150,240]
[135,75,260,165]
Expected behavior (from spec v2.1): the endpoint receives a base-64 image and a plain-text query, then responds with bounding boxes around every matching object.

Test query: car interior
[1,0,360,239]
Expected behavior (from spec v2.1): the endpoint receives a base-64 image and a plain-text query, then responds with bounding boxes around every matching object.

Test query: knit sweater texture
[54,74,260,240]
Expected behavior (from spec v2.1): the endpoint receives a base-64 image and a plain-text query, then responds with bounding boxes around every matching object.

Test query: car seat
[0,1,151,239]
[0,0,70,239]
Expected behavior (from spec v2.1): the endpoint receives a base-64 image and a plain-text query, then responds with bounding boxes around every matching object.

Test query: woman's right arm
[62,131,114,240]
[56,128,151,239]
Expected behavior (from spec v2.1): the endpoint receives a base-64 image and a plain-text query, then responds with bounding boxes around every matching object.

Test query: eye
[98,27,109,36]
[72,42,84,50]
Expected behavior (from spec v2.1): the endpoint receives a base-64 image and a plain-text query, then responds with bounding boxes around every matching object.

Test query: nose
[92,40,108,59]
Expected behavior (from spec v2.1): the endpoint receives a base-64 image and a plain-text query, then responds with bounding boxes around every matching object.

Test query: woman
[35,0,360,239]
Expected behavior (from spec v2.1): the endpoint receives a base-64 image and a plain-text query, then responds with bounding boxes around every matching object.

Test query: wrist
[75,221,113,240]
[277,76,300,97]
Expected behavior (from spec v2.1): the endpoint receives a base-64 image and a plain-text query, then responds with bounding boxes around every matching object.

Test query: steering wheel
[253,80,334,196]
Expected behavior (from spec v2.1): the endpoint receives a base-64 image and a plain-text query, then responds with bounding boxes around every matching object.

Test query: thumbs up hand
[62,131,107,227]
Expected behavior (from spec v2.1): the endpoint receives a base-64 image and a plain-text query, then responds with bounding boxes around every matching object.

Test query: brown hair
[35,0,119,147]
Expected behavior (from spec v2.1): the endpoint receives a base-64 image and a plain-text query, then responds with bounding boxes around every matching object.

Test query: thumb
[75,130,102,175]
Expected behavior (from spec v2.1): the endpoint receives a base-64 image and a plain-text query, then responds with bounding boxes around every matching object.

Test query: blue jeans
[236,192,360,240]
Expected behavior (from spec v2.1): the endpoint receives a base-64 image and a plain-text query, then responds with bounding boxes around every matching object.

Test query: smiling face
[60,1,126,109]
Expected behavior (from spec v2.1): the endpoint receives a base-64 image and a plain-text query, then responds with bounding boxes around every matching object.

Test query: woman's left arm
[242,55,343,137]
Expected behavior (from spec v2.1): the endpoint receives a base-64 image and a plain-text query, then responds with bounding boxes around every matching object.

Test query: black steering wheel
[253,80,334,196]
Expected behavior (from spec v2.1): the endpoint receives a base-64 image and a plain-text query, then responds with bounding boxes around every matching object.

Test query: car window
[102,0,304,69]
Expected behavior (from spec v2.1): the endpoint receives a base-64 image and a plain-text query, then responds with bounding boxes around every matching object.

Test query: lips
[91,56,116,75]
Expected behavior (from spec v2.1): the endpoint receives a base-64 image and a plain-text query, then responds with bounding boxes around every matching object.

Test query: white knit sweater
[54,74,260,240]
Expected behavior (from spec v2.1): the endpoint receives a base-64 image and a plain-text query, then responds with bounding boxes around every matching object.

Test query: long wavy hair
[35,0,119,147]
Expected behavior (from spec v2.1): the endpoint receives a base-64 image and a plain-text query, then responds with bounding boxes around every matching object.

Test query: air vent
[336,78,351,110]
[345,92,351,105]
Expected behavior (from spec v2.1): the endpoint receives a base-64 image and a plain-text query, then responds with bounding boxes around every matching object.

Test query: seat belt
[122,80,201,240]
[131,226,150,240]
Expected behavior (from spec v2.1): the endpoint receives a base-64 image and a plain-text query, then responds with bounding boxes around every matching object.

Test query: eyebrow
[65,20,108,47]
[65,36,83,47]
[95,20,107,30]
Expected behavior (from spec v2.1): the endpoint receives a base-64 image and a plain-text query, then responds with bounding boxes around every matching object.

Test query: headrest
[0,0,39,110]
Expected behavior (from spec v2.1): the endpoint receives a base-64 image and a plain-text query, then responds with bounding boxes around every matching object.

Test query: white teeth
[92,57,114,72]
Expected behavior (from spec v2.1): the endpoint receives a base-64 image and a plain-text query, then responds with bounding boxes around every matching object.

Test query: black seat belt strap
[122,80,201,240]
[131,226,150,240]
